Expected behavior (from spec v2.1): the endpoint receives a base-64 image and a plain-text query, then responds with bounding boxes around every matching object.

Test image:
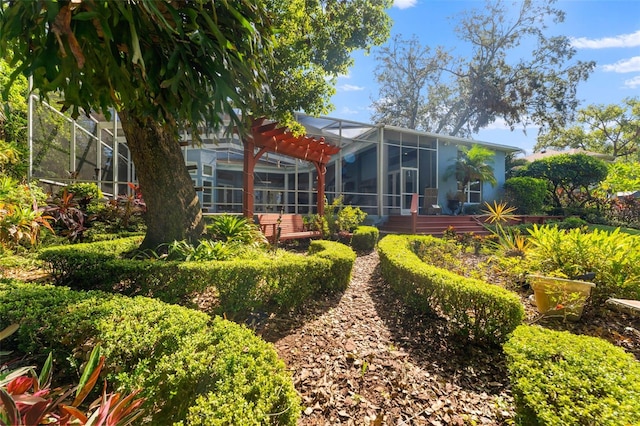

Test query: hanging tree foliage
[0,0,391,248]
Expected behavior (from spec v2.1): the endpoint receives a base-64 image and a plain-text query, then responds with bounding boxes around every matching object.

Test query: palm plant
[444,144,497,210]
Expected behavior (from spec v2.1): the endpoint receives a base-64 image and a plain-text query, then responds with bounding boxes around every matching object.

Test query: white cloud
[571,30,640,49]
[602,56,640,73]
[393,0,418,10]
[482,117,510,131]
[338,84,365,92]
[624,75,640,89]
[339,106,361,115]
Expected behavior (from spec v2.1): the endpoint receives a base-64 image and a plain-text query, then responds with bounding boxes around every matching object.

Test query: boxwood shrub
[38,237,355,318]
[350,225,379,253]
[504,325,640,425]
[0,281,300,425]
[377,234,524,344]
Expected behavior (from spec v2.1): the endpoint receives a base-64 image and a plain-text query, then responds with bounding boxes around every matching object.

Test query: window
[202,181,213,206]
[465,180,482,203]
[202,164,213,176]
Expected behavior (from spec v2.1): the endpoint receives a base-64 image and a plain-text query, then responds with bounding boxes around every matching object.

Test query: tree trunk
[119,110,204,250]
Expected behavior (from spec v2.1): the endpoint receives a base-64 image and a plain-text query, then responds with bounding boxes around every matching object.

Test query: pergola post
[240,118,339,219]
[242,137,255,219]
[314,162,325,216]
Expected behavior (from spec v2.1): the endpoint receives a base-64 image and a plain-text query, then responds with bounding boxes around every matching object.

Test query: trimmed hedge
[0,281,300,425]
[377,234,524,344]
[504,177,548,215]
[504,325,640,425]
[350,226,379,252]
[38,237,355,318]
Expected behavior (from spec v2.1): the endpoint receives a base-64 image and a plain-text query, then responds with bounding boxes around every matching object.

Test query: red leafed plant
[0,324,145,425]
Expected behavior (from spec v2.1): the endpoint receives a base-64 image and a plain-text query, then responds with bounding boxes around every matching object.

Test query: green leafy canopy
[1,0,274,136]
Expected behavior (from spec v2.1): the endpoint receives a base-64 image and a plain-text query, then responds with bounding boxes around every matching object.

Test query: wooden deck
[379,214,564,236]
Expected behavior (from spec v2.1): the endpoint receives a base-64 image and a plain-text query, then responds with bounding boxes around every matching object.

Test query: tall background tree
[371,0,595,138]
[535,98,640,160]
[261,0,391,128]
[1,0,391,249]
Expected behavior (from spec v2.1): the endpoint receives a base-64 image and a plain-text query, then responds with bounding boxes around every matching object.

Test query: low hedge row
[504,325,640,425]
[38,238,355,318]
[351,226,379,252]
[0,281,300,425]
[377,234,524,344]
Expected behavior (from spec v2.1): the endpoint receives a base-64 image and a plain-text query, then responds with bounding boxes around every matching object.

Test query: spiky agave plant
[481,201,530,256]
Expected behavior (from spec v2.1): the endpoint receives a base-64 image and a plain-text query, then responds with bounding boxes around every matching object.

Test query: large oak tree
[1,0,391,249]
[535,98,640,160]
[372,0,595,138]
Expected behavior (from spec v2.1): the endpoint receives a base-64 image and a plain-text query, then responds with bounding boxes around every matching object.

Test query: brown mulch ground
[257,250,640,425]
[258,252,516,425]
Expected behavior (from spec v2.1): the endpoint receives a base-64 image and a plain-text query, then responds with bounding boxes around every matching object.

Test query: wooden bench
[257,213,322,243]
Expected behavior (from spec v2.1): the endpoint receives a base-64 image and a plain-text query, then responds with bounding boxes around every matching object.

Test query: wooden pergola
[241,118,340,218]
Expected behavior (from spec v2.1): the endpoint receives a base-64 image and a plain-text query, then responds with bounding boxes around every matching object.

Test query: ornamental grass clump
[526,225,640,304]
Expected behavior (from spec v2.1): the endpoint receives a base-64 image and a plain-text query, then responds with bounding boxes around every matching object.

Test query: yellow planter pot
[528,274,596,321]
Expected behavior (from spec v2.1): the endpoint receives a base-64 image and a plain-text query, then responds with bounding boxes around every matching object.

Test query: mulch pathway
[259,252,515,425]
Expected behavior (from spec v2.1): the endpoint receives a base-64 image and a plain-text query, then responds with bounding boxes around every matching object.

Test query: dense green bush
[310,196,368,238]
[526,225,640,305]
[377,235,524,344]
[516,153,608,211]
[503,177,548,214]
[350,225,379,252]
[38,237,355,318]
[0,281,300,425]
[59,182,103,203]
[504,325,640,425]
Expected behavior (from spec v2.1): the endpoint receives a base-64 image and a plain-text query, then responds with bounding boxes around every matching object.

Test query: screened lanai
[28,100,517,220]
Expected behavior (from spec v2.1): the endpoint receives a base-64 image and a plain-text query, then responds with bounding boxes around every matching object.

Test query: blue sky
[329,0,640,155]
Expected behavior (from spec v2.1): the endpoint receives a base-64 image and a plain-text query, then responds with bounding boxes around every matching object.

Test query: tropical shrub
[526,225,640,304]
[604,194,640,229]
[59,182,103,212]
[481,201,530,257]
[503,176,548,214]
[91,183,146,234]
[550,215,587,229]
[206,214,267,246]
[504,325,640,425]
[0,282,301,425]
[0,177,53,251]
[0,203,54,251]
[350,225,379,252]
[163,239,239,261]
[38,237,355,318]
[377,234,524,344]
[45,189,87,242]
[1,325,145,426]
[312,196,367,238]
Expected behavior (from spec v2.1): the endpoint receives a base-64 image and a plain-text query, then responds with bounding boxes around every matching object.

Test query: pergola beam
[240,118,339,218]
